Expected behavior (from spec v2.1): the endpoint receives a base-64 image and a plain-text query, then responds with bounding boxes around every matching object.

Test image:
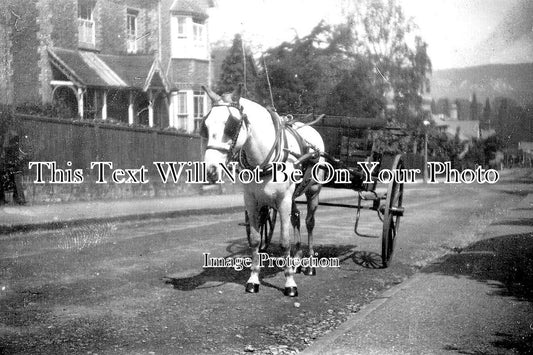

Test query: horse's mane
[239,97,267,112]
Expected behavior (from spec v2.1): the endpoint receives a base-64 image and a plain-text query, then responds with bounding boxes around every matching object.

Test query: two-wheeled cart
[244,114,405,267]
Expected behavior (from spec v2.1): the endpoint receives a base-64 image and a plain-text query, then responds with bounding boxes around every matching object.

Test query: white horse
[201,85,324,297]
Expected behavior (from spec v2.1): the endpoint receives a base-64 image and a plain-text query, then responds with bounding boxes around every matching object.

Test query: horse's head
[201,85,249,183]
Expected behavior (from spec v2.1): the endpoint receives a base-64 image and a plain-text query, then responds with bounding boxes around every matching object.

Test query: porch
[47,48,171,129]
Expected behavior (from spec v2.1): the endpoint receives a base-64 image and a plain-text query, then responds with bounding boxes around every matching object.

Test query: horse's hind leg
[291,201,304,273]
[245,198,261,293]
[304,183,321,276]
[280,195,298,297]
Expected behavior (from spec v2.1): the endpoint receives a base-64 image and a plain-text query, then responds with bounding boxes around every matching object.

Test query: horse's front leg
[279,196,298,297]
[245,201,261,293]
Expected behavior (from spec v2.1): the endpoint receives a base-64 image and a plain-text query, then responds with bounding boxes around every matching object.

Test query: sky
[207,0,520,70]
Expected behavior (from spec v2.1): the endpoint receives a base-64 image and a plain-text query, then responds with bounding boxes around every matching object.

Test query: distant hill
[430,0,533,105]
[430,63,533,106]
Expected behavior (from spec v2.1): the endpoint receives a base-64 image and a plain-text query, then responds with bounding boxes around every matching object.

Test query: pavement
[0,187,359,234]
[302,191,533,355]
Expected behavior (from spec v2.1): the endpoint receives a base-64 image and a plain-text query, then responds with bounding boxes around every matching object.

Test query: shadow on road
[491,218,533,227]
[422,232,533,301]
[421,230,533,353]
[349,250,383,269]
[163,239,358,294]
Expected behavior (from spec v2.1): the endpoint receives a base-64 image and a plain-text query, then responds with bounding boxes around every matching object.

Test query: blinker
[199,118,208,138]
[224,114,242,138]
[200,106,243,140]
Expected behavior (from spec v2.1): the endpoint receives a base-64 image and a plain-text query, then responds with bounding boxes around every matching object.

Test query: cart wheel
[381,154,404,267]
[245,207,277,252]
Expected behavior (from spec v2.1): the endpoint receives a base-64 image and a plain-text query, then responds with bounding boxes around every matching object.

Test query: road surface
[0,170,531,354]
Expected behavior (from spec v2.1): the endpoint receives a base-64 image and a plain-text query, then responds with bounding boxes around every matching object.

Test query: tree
[326,62,384,117]
[217,34,260,100]
[260,22,357,114]
[430,99,437,114]
[482,98,491,129]
[340,0,432,123]
[495,97,509,133]
[470,93,479,121]
[0,105,14,149]
[442,98,450,117]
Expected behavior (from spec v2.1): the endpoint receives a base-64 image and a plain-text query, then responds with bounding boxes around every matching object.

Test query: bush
[0,105,14,136]
[15,102,75,119]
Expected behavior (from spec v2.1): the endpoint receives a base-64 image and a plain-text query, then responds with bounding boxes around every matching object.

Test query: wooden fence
[13,114,204,175]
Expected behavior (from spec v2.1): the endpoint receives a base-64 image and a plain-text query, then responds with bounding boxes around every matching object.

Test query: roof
[169,0,214,19]
[518,141,533,153]
[433,115,480,141]
[318,116,387,130]
[480,128,496,139]
[99,53,153,88]
[48,48,168,91]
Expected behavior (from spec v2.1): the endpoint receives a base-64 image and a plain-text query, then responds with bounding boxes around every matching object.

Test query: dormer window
[78,0,96,46]
[126,9,138,53]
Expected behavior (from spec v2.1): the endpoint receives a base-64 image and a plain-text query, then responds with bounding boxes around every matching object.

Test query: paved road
[0,171,531,354]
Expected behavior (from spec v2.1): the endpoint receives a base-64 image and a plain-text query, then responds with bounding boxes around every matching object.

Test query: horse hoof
[295,265,303,274]
[304,267,316,276]
[284,287,298,297]
[245,283,260,293]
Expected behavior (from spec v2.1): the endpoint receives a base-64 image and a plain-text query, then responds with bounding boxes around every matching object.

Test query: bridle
[201,99,295,174]
[201,102,249,160]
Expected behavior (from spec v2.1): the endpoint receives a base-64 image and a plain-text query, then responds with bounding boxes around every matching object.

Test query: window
[193,91,205,132]
[177,16,187,38]
[126,9,138,53]
[177,92,188,130]
[193,21,204,46]
[193,91,204,118]
[78,1,95,46]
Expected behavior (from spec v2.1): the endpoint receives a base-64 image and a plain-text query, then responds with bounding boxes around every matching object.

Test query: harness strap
[284,124,309,160]
[238,113,315,178]
[239,108,286,173]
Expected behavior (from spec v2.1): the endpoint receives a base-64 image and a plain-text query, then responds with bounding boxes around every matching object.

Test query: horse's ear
[202,85,221,102]
[231,84,243,103]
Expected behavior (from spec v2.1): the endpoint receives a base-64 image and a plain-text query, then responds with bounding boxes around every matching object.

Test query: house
[0,0,214,133]
[518,141,533,166]
[432,114,480,141]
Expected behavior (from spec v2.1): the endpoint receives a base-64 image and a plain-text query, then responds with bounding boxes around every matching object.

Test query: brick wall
[0,3,14,105]
[170,59,210,88]
[37,0,54,103]
[37,0,159,56]
[48,0,77,49]
[96,0,158,55]
[159,0,173,71]
[98,0,125,53]
[10,0,41,106]
[144,2,160,55]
